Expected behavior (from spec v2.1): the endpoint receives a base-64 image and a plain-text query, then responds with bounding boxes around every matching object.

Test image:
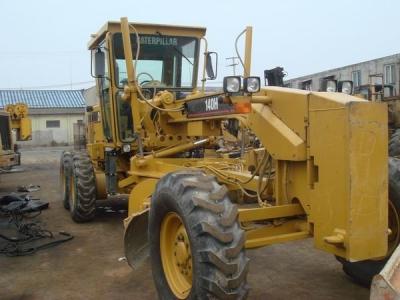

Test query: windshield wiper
[156,31,193,66]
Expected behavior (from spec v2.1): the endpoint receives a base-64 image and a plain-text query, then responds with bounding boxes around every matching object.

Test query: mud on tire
[69,152,96,222]
[149,170,249,300]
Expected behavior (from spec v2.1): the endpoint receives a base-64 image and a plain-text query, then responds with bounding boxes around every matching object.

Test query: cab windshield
[113,33,199,89]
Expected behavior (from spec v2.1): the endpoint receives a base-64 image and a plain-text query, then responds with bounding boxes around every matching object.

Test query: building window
[352,70,361,87]
[46,120,60,128]
[301,80,312,91]
[385,64,395,84]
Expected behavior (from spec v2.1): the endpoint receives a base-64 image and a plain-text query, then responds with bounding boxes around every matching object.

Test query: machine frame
[60,17,396,299]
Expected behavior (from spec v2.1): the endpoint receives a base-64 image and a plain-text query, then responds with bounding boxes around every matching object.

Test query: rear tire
[149,170,249,299]
[60,150,73,210]
[337,157,400,286]
[389,129,400,157]
[69,152,96,222]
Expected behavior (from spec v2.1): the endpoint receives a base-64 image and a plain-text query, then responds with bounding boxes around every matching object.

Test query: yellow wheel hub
[160,212,192,299]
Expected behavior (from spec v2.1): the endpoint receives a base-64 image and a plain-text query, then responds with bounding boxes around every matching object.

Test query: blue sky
[0,0,399,89]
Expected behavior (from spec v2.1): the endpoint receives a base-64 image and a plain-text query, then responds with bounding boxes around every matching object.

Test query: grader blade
[371,245,400,300]
[124,209,149,269]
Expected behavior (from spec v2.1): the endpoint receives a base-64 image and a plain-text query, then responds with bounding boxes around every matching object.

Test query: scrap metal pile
[0,193,72,256]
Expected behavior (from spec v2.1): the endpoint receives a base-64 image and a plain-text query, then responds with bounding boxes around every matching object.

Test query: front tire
[149,170,249,299]
[69,152,96,222]
[337,157,400,286]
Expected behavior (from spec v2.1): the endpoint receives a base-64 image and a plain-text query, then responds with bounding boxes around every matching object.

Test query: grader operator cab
[0,103,31,171]
[60,17,400,299]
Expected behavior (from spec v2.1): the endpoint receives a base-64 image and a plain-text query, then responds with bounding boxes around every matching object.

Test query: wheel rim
[160,212,192,299]
[388,199,400,255]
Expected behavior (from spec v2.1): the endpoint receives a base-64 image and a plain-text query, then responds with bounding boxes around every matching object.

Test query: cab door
[94,39,115,145]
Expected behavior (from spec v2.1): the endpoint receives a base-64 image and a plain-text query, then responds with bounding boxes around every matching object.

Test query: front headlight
[223,76,241,93]
[244,77,261,93]
[122,144,131,153]
[326,80,337,92]
[339,81,353,95]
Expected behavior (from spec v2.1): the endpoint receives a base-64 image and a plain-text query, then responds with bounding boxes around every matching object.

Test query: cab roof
[88,21,207,49]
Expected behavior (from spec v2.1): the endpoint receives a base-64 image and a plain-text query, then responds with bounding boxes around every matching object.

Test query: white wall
[19,113,84,146]
[83,86,98,106]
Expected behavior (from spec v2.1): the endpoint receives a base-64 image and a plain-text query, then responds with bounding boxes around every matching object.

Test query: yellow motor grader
[0,103,31,172]
[60,17,400,299]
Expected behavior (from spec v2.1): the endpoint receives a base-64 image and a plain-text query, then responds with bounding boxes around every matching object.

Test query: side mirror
[206,52,218,80]
[93,49,105,78]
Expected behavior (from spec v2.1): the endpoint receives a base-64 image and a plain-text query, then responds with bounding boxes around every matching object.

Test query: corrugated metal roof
[0,90,86,109]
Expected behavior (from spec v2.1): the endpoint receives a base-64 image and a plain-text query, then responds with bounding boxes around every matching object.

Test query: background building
[82,86,98,107]
[285,53,400,95]
[0,90,85,146]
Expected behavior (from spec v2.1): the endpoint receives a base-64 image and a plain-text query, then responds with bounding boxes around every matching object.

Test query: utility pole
[226,57,239,76]
[69,55,73,90]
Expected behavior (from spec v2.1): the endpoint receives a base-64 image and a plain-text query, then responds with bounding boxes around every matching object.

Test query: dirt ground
[0,147,369,300]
